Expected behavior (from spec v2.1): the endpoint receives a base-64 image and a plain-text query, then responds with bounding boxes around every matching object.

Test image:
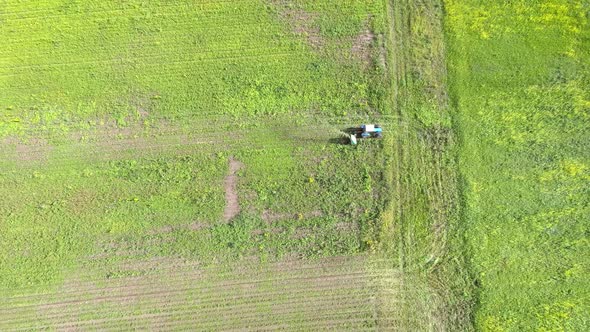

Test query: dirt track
[223,157,243,222]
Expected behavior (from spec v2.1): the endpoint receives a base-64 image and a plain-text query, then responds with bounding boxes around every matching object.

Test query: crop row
[1,0,381,21]
[3,289,376,328]
[20,287,379,327]
[0,0,261,21]
[2,110,398,153]
[0,47,305,73]
[0,111,395,137]
[2,271,394,329]
[2,269,375,310]
[0,133,299,172]
[0,19,291,51]
[11,309,379,331]
[0,121,364,171]
[0,59,321,89]
[2,255,376,301]
[2,268,384,311]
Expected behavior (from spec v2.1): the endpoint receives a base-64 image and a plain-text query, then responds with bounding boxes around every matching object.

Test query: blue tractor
[349,124,382,145]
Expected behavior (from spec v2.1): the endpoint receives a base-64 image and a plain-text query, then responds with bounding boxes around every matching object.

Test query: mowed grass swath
[445,0,590,330]
[379,0,475,329]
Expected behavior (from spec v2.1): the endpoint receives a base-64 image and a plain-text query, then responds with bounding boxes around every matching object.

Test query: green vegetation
[2,0,587,330]
[0,0,386,281]
[0,0,386,136]
[0,0,402,329]
[445,0,590,330]
[382,0,474,330]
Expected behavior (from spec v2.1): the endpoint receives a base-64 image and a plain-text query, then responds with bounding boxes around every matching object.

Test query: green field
[0,1,402,330]
[0,0,387,284]
[1,0,588,330]
[446,0,590,330]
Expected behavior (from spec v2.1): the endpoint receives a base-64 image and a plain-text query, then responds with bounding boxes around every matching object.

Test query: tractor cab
[349,124,382,145]
[360,124,383,138]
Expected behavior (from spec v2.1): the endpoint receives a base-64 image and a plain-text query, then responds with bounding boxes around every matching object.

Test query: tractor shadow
[329,127,362,145]
[344,127,363,136]
[328,136,350,145]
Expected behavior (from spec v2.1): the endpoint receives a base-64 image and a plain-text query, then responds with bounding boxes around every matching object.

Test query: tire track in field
[3,270,378,315]
[108,308,374,332]
[2,255,371,302]
[223,156,243,222]
[22,292,375,331]
[0,119,354,170]
[0,49,299,73]
[0,110,397,166]
[1,256,402,331]
[6,287,379,329]
[0,0,256,22]
[3,269,385,316]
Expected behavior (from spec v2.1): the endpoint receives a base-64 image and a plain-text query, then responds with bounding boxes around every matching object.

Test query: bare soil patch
[352,28,376,65]
[270,1,325,49]
[223,156,243,222]
[251,227,283,237]
[262,209,322,223]
[292,227,313,239]
[187,221,209,231]
[335,221,360,232]
[67,188,98,215]
[146,221,209,235]
[1,137,54,163]
[261,209,291,223]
